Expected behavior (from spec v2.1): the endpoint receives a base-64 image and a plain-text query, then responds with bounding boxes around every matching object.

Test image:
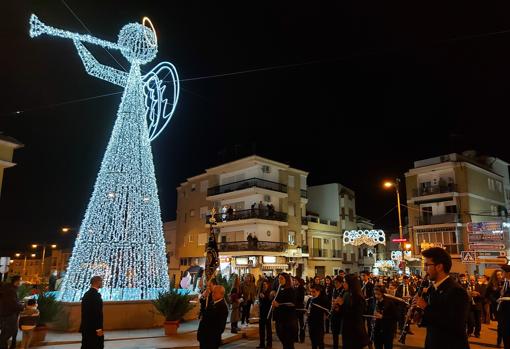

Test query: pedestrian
[335,274,370,349]
[294,278,306,343]
[414,247,470,349]
[258,280,273,349]
[479,275,490,324]
[199,278,218,319]
[80,276,104,349]
[197,285,228,349]
[361,271,375,340]
[0,275,23,349]
[252,234,259,250]
[229,286,241,333]
[241,274,256,326]
[497,265,510,349]
[18,299,39,349]
[395,275,416,334]
[467,275,484,338]
[306,284,330,349]
[372,286,398,349]
[331,275,344,349]
[324,276,333,334]
[272,272,298,349]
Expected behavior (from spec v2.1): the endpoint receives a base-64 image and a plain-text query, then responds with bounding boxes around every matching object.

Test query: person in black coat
[272,273,298,349]
[373,286,399,349]
[466,275,485,338]
[497,265,510,349]
[197,285,229,349]
[415,247,470,349]
[0,276,23,349]
[306,284,330,349]
[360,271,375,340]
[294,278,306,343]
[80,276,104,349]
[258,280,273,349]
[395,276,416,334]
[330,276,344,349]
[336,274,370,349]
[199,278,218,319]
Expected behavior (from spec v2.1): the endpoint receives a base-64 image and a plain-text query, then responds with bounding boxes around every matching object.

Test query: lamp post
[31,243,57,278]
[384,178,406,273]
[15,252,36,277]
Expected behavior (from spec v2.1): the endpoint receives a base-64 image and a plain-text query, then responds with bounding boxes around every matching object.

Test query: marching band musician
[497,264,510,349]
[395,275,416,335]
[272,273,298,349]
[373,286,399,349]
[361,271,375,341]
[306,284,331,349]
[331,276,345,349]
[413,247,470,349]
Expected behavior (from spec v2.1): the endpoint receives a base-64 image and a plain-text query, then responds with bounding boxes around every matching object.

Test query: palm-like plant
[152,289,194,321]
[36,292,62,326]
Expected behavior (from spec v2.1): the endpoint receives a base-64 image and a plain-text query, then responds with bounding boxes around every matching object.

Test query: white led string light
[343,230,386,247]
[29,14,179,301]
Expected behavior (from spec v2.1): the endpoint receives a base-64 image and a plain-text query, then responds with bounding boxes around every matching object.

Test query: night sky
[2,1,510,253]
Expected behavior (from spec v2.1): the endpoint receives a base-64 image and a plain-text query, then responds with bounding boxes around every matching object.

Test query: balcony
[219,241,288,253]
[206,208,287,224]
[301,216,338,226]
[417,213,459,225]
[207,178,287,197]
[412,184,458,197]
[300,189,308,199]
[311,248,328,258]
[331,250,343,258]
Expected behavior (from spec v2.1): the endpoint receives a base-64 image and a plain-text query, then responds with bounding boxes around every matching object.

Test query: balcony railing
[311,248,328,257]
[331,250,342,258]
[300,189,308,198]
[218,241,288,252]
[301,245,309,254]
[206,208,287,224]
[417,213,459,225]
[207,178,287,196]
[413,184,458,197]
[301,216,338,226]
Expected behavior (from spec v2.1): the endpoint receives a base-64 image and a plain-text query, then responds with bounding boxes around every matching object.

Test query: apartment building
[306,183,361,274]
[405,151,510,274]
[163,220,179,285]
[0,133,23,197]
[175,155,309,281]
[9,248,71,284]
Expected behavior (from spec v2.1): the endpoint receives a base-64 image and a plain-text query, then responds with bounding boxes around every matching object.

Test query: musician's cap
[501,265,510,272]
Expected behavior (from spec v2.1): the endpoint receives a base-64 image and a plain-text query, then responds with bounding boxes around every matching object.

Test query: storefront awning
[262,264,289,270]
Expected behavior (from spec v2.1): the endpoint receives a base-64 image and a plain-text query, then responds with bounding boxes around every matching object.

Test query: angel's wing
[143,61,180,142]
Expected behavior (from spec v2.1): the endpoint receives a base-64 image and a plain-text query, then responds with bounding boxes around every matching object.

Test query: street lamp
[384,178,406,273]
[31,243,57,276]
[15,252,36,276]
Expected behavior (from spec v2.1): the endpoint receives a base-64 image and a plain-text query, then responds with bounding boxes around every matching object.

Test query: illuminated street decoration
[343,230,386,247]
[29,14,179,301]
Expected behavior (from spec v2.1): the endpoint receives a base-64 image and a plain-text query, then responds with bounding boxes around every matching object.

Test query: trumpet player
[413,247,470,349]
[373,286,399,349]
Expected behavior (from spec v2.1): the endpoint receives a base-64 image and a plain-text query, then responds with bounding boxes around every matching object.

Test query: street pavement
[30,321,501,348]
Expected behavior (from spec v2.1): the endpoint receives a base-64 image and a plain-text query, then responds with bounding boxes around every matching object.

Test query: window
[198,233,207,246]
[288,231,296,245]
[445,205,457,214]
[188,234,193,243]
[496,181,503,192]
[488,178,495,191]
[190,209,195,217]
[288,175,295,188]
[191,183,196,192]
[288,204,295,217]
[184,213,187,223]
[200,180,208,193]
[348,208,354,222]
[200,206,209,220]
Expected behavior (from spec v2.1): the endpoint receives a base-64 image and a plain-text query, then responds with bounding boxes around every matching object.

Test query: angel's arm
[73,39,128,87]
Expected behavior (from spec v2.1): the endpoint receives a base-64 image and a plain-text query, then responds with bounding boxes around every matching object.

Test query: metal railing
[207,178,287,196]
[300,189,308,198]
[206,208,287,223]
[413,184,458,197]
[311,248,328,257]
[218,241,288,252]
[301,216,338,227]
[417,213,459,225]
[331,250,342,258]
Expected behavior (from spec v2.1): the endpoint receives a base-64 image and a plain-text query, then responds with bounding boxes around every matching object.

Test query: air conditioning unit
[264,195,271,202]
[262,165,271,173]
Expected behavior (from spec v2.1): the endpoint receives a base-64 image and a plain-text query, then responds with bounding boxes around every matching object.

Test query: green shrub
[152,289,194,321]
[36,292,62,326]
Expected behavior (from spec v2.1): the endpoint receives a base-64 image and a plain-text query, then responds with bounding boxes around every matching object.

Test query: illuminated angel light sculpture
[29,14,179,301]
[343,230,386,247]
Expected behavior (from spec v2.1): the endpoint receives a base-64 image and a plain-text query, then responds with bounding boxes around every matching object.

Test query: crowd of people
[198,247,510,349]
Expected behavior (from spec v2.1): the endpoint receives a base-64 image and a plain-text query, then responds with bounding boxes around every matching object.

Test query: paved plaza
[26,320,501,349]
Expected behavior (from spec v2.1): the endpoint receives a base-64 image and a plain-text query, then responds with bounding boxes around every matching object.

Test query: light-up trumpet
[29,14,121,50]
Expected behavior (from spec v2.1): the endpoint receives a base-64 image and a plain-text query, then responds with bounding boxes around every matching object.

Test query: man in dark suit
[415,247,470,349]
[80,276,104,349]
[497,265,510,349]
[467,275,485,338]
[197,285,228,349]
[360,271,375,340]
[395,275,416,334]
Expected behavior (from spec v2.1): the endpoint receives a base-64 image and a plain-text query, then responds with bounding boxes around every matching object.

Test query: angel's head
[118,19,157,65]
